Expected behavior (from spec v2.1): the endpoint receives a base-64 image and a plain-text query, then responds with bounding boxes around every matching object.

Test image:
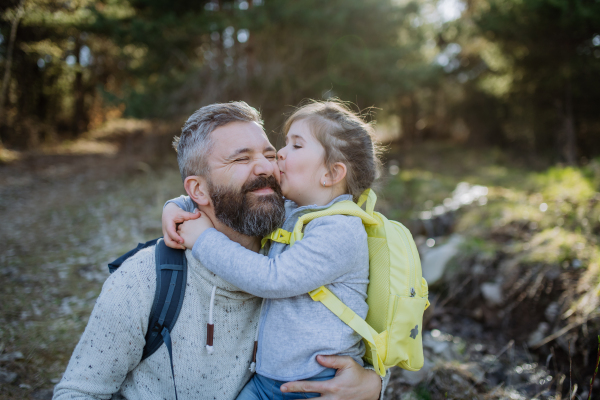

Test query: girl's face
[277,119,329,206]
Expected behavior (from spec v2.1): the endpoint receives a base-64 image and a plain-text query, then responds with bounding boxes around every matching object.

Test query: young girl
[163,101,382,399]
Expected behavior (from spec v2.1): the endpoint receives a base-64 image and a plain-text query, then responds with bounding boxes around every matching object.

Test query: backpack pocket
[386,294,427,371]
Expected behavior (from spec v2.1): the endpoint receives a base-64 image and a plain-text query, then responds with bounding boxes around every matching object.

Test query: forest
[1,0,600,399]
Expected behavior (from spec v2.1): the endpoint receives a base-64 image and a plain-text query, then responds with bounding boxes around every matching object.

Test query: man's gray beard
[207,176,286,238]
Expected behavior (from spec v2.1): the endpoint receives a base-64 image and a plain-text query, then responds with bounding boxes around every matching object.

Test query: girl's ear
[184,176,211,207]
[324,162,347,186]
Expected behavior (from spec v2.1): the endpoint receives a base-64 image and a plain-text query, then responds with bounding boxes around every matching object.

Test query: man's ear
[324,162,347,186]
[184,176,211,207]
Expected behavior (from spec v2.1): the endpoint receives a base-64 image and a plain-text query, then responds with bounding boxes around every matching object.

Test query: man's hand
[280,355,382,400]
[162,203,201,249]
[177,215,215,249]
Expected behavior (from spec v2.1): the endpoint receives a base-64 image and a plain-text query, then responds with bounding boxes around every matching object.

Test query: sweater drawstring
[249,299,264,372]
[206,285,217,354]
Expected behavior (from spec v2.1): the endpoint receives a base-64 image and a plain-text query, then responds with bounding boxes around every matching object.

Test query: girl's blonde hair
[283,100,383,201]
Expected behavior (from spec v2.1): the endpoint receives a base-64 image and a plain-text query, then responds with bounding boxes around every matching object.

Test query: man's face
[205,121,285,237]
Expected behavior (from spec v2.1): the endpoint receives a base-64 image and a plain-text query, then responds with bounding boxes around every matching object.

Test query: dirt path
[0,130,186,398]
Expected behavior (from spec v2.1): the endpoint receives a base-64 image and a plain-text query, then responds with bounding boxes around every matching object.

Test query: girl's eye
[293,145,302,149]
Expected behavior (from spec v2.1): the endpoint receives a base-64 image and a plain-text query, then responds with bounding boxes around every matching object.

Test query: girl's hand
[177,215,215,249]
[162,203,201,249]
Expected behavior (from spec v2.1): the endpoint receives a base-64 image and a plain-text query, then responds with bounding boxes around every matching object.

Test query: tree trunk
[563,80,577,165]
[399,94,417,146]
[246,0,256,79]
[0,0,26,145]
[72,38,85,136]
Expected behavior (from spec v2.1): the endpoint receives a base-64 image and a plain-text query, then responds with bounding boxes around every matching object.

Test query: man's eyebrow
[264,145,276,153]
[225,148,252,160]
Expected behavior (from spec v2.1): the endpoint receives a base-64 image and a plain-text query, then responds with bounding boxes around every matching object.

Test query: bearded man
[54,102,385,400]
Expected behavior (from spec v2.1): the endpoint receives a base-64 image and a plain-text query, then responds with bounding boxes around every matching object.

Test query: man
[54,102,386,400]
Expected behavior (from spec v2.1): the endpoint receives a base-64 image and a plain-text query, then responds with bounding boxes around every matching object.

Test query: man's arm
[281,355,389,400]
[53,253,152,400]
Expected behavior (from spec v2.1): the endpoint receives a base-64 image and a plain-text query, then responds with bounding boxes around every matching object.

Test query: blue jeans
[236,368,337,400]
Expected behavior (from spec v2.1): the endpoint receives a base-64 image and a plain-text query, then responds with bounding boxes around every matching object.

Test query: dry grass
[0,121,183,398]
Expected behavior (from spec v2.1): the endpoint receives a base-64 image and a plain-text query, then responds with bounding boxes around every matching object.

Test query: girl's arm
[191,215,366,298]
[164,195,196,213]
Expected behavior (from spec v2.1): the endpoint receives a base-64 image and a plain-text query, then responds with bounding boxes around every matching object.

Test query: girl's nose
[278,149,286,160]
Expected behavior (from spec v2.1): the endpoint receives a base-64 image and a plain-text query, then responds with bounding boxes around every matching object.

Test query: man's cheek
[272,163,281,184]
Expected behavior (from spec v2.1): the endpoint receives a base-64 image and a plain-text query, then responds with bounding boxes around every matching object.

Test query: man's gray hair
[173,101,264,180]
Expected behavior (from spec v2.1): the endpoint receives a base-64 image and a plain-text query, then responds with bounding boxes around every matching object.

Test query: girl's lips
[251,187,275,195]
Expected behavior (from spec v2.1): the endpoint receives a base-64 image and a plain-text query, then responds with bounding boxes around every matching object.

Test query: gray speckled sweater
[53,246,260,400]
[172,194,370,381]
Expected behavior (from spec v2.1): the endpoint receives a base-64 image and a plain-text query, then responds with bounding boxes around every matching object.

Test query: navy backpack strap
[107,238,160,274]
[142,239,187,400]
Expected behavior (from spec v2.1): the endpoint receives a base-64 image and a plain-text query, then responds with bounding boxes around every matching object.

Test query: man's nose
[253,155,275,176]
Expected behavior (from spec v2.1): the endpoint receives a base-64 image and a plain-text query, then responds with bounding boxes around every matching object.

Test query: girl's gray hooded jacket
[170,194,369,381]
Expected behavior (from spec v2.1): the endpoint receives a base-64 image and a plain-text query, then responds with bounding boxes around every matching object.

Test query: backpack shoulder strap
[107,238,160,274]
[289,200,379,245]
[142,238,187,360]
[309,286,387,377]
[141,239,187,400]
[262,190,380,248]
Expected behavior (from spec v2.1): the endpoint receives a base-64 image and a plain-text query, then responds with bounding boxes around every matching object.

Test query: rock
[480,282,503,306]
[459,362,485,383]
[544,302,560,322]
[0,368,18,384]
[400,390,419,400]
[0,351,23,362]
[397,359,433,385]
[421,234,465,285]
[471,263,485,275]
[423,338,450,355]
[527,322,550,346]
[486,364,507,386]
[400,392,419,400]
[32,389,54,399]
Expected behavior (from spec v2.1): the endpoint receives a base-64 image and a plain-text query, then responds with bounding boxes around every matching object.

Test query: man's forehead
[210,121,274,155]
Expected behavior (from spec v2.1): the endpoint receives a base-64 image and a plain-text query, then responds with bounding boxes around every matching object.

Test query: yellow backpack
[263,189,430,377]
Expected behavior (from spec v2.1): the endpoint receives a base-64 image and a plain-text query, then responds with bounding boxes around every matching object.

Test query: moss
[459,236,499,259]
[533,166,595,203]
[523,228,597,266]
[414,383,432,400]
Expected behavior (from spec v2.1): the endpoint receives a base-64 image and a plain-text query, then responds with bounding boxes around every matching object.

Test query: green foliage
[2,0,600,159]
[1,0,438,145]
[414,383,432,400]
[523,228,594,266]
[459,235,499,259]
[470,0,600,158]
[381,168,457,222]
[533,166,595,203]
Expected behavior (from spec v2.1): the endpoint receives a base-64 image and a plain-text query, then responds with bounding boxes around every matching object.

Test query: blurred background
[1,0,599,399]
